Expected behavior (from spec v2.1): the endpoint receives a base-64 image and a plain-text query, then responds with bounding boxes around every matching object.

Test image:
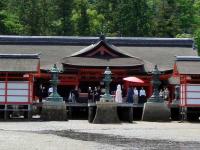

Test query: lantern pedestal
[142,100,170,121]
[93,101,120,124]
[41,100,67,121]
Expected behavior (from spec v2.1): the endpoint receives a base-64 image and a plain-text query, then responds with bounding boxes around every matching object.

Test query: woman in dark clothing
[73,89,79,102]
[94,86,101,102]
[94,87,98,102]
[97,86,101,101]
[122,86,126,98]
[127,87,134,103]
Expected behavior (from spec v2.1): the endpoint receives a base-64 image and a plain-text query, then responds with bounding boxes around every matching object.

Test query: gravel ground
[0,120,200,150]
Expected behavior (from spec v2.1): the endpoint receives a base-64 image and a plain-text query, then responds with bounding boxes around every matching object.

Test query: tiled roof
[0,36,197,72]
[176,61,200,75]
[175,56,200,75]
[0,54,39,72]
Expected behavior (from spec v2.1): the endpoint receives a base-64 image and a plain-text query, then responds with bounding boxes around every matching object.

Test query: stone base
[117,107,133,123]
[88,106,96,123]
[41,101,67,121]
[142,101,170,121]
[93,102,120,124]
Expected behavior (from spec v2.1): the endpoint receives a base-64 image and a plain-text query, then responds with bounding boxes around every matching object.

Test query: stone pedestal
[88,106,96,123]
[142,101,170,121]
[41,101,67,121]
[117,104,133,123]
[93,102,120,124]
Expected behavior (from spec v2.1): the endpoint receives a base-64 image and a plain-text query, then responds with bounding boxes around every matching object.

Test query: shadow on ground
[39,130,200,149]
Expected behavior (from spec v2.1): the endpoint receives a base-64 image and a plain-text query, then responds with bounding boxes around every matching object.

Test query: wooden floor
[66,102,144,108]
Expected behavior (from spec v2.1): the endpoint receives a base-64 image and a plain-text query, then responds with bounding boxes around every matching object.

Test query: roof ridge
[176,56,200,61]
[0,36,193,47]
[0,53,40,59]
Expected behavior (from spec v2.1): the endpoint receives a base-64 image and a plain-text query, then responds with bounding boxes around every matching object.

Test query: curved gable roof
[70,40,134,58]
[62,39,147,68]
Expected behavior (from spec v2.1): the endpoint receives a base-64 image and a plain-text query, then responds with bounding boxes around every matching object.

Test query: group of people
[159,87,169,101]
[88,86,101,102]
[126,86,146,104]
[86,84,147,104]
[39,83,172,104]
[114,84,146,104]
[39,83,148,104]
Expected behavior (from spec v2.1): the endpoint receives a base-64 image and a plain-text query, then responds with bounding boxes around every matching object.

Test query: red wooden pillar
[28,74,34,104]
[5,72,8,104]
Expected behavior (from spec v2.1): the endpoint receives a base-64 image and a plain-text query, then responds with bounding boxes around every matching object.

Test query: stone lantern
[92,67,120,123]
[101,67,113,102]
[142,65,170,121]
[41,64,67,121]
[148,65,163,102]
[47,64,63,101]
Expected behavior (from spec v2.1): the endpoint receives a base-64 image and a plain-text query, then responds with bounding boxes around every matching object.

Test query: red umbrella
[123,76,144,83]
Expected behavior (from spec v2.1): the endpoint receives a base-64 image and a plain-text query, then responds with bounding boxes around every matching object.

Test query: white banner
[182,84,200,105]
[7,96,29,102]
[7,90,28,96]
[0,82,5,89]
[0,96,5,102]
[7,81,29,89]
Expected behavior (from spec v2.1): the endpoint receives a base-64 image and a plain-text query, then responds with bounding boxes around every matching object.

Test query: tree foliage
[194,29,200,55]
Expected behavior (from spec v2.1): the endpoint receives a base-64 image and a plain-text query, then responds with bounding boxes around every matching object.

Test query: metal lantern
[48,64,63,101]
[101,67,113,101]
[149,65,163,102]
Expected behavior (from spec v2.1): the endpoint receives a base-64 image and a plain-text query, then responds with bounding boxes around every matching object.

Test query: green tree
[94,0,119,35]
[0,0,8,34]
[193,0,200,31]
[0,0,23,34]
[115,0,150,36]
[176,0,195,34]
[39,0,55,35]
[55,0,74,35]
[151,0,181,37]
[0,12,7,34]
[87,8,104,35]
[17,0,41,35]
[72,0,90,35]
[194,29,200,55]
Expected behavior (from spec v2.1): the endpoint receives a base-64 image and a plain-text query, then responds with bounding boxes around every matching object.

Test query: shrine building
[0,36,197,119]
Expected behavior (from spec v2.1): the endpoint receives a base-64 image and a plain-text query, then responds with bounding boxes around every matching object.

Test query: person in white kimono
[115,84,123,103]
